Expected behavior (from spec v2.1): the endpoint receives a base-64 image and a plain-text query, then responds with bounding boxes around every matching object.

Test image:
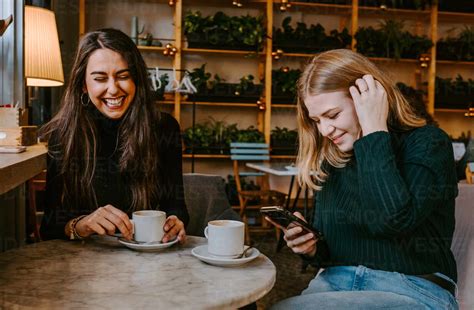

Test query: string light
[232,1,243,7]
[418,53,430,68]
[280,0,291,12]
[271,49,284,60]
[168,0,175,6]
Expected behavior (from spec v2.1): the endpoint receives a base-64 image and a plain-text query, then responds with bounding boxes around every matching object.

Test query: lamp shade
[25,6,64,87]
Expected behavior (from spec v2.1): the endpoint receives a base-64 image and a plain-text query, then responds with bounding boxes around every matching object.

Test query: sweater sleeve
[349,126,458,237]
[40,132,79,240]
[156,113,189,227]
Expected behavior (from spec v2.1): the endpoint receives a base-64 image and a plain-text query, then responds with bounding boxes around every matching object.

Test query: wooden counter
[0,144,47,195]
[0,144,47,251]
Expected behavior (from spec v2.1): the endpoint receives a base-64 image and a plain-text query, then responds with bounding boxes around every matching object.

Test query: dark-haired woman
[40,28,188,243]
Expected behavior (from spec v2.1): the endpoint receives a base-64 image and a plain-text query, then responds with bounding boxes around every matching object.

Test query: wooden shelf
[436,60,474,66]
[438,11,474,23]
[288,2,352,15]
[272,104,297,108]
[358,6,430,21]
[368,57,419,64]
[182,47,263,57]
[137,46,166,52]
[183,154,297,159]
[181,101,259,108]
[435,108,470,114]
[183,154,230,159]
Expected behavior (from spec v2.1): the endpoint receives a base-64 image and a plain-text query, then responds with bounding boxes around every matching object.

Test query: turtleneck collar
[89,106,122,132]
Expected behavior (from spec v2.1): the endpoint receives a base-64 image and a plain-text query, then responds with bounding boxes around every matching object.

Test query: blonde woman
[269,49,458,309]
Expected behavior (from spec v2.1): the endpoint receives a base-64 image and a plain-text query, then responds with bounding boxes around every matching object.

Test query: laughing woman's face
[84,48,136,119]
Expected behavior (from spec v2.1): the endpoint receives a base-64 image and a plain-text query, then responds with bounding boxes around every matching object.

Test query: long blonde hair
[297,49,426,191]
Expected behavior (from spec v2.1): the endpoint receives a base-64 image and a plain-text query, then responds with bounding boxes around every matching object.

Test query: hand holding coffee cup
[204,220,245,258]
[74,204,133,240]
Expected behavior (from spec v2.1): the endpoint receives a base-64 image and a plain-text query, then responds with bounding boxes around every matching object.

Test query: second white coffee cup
[204,220,245,258]
[132,210,166,243]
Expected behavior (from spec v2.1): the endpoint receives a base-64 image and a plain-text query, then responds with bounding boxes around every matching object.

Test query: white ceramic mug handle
[204,226,209,239]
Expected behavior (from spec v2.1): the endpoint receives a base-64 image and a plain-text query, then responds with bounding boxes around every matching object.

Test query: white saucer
[191,245,260,267]
[119,237,178,252]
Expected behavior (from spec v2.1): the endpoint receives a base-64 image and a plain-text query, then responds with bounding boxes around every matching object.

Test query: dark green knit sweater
[310,125,458,281]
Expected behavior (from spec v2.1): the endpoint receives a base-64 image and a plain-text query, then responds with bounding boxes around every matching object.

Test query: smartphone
[260,206,323,239]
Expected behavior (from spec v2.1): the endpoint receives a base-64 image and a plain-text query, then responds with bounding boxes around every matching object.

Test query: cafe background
[1,1,473,248]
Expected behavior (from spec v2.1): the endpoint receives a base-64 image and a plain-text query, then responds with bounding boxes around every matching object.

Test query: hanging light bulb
[169,0,175,6]
[272,49,284,60]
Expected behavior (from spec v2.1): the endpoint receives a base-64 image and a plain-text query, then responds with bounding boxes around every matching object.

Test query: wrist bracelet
[69,215,87,240]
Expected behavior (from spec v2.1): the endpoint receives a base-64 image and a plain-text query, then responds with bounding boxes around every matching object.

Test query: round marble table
[0,236,276,309]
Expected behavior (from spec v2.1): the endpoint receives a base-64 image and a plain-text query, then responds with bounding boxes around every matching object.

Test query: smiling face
[304,91,361,152]
[84,48,136,119]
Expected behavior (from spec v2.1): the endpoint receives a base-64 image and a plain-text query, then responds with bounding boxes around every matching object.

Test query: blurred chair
[466,163,473,184]
[27,169,47,242]
[183,173,240,237]
[451,182,474,309]
[230,142,286,244]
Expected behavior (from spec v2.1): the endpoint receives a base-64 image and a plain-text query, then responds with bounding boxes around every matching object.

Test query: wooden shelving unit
[79,1,473,168]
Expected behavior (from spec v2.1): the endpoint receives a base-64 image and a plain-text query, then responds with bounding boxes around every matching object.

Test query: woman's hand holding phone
[265,211,318,257]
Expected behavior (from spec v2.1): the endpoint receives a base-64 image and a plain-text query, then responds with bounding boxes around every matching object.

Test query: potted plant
[236,126,265,143]
[183,123,213,154]
[273,17,350,54]
[184,11,265,51]
[435,75,474,110]
[270,127,298,155]
[271,68,301,104]
[356,19,432,59]
[151,74,169,101]
[188,65,263,103]
[437,26,474,62]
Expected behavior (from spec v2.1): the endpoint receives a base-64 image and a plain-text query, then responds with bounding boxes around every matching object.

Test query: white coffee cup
[204,220,245,258]
[132,210,166,243]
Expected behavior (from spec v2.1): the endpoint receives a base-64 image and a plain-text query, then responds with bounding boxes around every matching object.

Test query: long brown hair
[297,49,426,191]
[42,28,160,211]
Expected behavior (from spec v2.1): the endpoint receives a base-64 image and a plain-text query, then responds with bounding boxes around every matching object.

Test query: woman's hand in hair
[349,74,389,136]
[162,215,186,244]
[266,212,318,257]
[74,205,133,240]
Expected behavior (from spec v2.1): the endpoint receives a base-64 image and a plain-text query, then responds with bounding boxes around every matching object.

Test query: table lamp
[24,5,64,87]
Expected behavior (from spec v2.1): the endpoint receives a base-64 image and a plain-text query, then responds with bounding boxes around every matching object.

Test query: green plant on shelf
[270,127,298,155]
[189,63,212,92]
[184,11,265,51]
[435,75,474,110]
[235,75,255,96]
[273,17,350,53]
[437,26,474,62]
[236,126,265,143]
[396,82,436,126]
[187,64,263,103]
[271,68,302,103]
[183,120,264,154]
[355,19,432,59]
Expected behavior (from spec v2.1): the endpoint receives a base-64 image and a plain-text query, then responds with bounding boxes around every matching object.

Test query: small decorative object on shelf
[418,53,430,68]
[257,98,265,111]
[280,0,291,12]
[163,43,178,57]
[465,107,474,118]
[232,0,243,7]
[272,49,284,60]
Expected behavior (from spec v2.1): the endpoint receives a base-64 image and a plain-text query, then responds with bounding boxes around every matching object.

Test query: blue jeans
[271,265,458,309]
